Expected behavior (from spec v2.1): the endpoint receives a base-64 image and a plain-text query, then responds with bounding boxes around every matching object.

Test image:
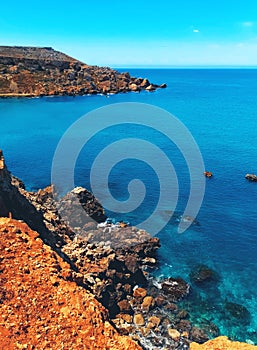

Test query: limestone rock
[141,296,154,310]
[190,326,209,344]
[0,218,141,350]
[133,287,147,299]
[148,316,161,328]
[190,336,257,350]
[168,328,181,341]
[129,83,140,92]
[133,313,145,326]
[0,46,166,97]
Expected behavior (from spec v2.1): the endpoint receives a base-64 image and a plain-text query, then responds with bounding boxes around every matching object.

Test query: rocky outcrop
[245,174,257,182]
[0,46,166,97]
[0,218,141,350]
[2,151,255,349]
[189,264,219,285]
[190,336,257,349]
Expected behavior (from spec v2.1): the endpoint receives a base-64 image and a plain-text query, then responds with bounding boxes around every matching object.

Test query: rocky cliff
[0,46,166,97]
[0,217,141,350]
[1,150,256,350]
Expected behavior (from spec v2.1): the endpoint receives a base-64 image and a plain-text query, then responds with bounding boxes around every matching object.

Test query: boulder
[190,327,209,344]
[117,299,132,314]
[148,316,161,328]
[145,84,156,91]
[161,277,190,301]
[133,313,145,326]
[141,296,154,310]
[140,78,150,88]
[224,302,251,325]
[124,255,138,273]
[189,264,218,285]
[133,287,147,299]
[168,328,181,341]
[129,83,139,92]
[245,174,257,182]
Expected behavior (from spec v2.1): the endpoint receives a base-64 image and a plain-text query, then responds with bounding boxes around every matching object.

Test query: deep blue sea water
[1,69,257,343]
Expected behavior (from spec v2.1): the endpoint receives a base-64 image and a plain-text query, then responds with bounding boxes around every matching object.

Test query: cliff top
[190,336,257,349]
[0,218,141,350]
[0,46,78,62]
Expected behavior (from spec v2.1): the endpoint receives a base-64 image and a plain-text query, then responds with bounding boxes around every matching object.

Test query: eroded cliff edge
[0,217,141,350]
[0,46,166,97]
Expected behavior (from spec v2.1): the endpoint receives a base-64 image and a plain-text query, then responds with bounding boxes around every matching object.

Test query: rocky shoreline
[1,151,257,349]
[0,46,166,97]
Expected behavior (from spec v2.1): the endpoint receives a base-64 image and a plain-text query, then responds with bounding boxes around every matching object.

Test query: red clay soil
[0,218,141,350]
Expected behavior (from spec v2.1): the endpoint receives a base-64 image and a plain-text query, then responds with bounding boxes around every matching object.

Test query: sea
[1,68,257,343]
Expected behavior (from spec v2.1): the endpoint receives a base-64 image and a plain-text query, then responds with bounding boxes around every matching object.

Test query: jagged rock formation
[0,217,141,350]
[0,46,166,97]
[245,174,257,182]
[1,151,256,349]
[0,149,160,323]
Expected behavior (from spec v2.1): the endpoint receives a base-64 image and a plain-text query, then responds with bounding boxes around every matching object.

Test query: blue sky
[1,0,257,67]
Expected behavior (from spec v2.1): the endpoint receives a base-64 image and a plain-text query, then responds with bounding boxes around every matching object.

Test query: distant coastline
[0,46,166,98]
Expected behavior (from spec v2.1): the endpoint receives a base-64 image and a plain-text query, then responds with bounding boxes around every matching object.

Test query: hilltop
[0,46,166,97]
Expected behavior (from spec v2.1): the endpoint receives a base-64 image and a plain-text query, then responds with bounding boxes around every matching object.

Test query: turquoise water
[1,69,257,343]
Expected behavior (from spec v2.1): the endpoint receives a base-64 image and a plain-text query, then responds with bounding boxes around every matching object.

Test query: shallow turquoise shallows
[1,69,257,343]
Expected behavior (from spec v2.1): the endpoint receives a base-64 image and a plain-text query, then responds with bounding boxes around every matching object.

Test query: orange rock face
[190,336,257,350]
[0,218,141,350]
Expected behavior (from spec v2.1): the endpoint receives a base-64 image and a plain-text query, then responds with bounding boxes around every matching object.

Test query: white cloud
[242,22,254,27]
[193,29,200,33]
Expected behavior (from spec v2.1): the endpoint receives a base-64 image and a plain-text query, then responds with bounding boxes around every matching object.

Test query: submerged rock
[199,319,220,338]
[190,326,209,344]
[189,264,219,285]
[224,302,251,325]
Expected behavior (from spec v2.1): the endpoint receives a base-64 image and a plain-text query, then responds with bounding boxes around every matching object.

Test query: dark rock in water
[176,319,192,332]
[190,326,209,343]
[199,319,220,338]
[245,173,257,182]
[189,264,219,285]
[224,302,251,325]
[161,277,190,301]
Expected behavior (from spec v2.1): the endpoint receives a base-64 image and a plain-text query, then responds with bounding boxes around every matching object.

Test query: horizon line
[112,65,257,69]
